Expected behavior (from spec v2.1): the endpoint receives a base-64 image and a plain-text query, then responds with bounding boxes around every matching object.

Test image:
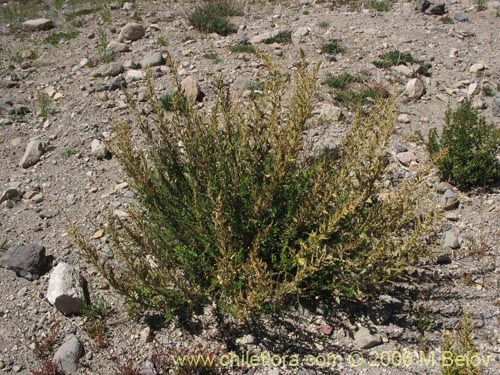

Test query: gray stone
[492,93,500,117]
[2,244,48,280]
[91,62,124,78]
[46,262,86,315]
[444,231,460,249]
[91,139,109,160]
[106,41,130,53]
[53,335,84,374]
[141,51,165,68]
[442,189,459,210]
[19,138,45,168]
[406,78,425,100]
[0,188,21,204]
[397,151,418,167]
[118,23,145,42]
[181,76,200,105]
[22,18,54,31]
[354,326,382,349]
[454,13,469,22]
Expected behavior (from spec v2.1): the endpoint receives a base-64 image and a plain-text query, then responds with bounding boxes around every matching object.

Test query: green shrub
[73,53,434,321]
[426,100,500,189]
[373,50,431,76]
[188,0,242,36]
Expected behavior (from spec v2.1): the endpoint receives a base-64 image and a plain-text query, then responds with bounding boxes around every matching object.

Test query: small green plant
[61,148,79,157]
[203,52,221,64]
[320,41,345,54]
[426,100,500,189]
[441,307,483,375]
[230,43,256,54]
[264,30,292,44]
[318,21,330,28]
[72,53,435,322]
[373,50,431,76]
[368,0,391,12]
[44,31,79,46]
[324,73,360,90]
[156,36,168,46]
[188,0,242,36]
[475,0,487,11]
[35,92,54,119]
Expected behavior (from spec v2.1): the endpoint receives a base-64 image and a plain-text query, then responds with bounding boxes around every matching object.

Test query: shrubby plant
[73,53,434,321]
[426,100,500,189]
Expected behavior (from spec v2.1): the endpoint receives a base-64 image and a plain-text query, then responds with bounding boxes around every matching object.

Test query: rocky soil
[0,0,499,374]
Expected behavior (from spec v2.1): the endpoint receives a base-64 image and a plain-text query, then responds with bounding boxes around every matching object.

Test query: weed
[230,43,256,54]
[368,0,391,12]
[61,148,79,157]
[188,0,242,36]
[156,36,168,46]
[320,41,345,55]
[35,92,54,119]
[426,100,500,189]
[72,53,435,321]
[203,52,221,64]
[264,30,292,44]
[441,307,483,375]
[475,0,487,11]
[373,50,431,76]
[324,73,361,90]
[45,31,79,47]
[318,21,330,28]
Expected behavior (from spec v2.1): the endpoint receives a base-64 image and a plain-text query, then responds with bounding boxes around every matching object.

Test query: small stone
[91,139,109,159]
[91,62,124,78]
[0,188,21,204]
[46,262,87,315]
[443,231,459,249]
[469,63,485,73]
[119,23,145,42]
[397,151,418,167]
[406,78,425,100]
[107,41,130,53]
[454,13,469,22]
[442,189,459,210]
[141,51,165,68]
[180,76,200,105]
[1,244,48,280]
[53,335,84,374]
[354,326,382,349]
[19,138,45,168]
[397,113,411,123]
[22,18,54,31]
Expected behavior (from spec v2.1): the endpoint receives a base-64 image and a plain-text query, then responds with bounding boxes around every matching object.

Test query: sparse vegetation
[72,54,434,321]
[188,0,242,36]
[373,50,431,76]
[264,30,292,44]
[230,43,256,54]
[426,100,500,189]
[320,41,345,54]
[44,31,79,46]
[441,307,483,375]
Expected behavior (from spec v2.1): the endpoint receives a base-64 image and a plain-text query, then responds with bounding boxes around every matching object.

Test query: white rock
[46,262,86,315]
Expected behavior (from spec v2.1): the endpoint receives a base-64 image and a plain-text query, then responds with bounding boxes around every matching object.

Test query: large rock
[91,62,124,78]
[141,51,165,68]
[1,244,48,280]
[46,262,87,315]
[492,93,500,117]
[181,76,200,105]
[19,138,45,168]
[118,23,145,42]
[406,78,425,100]
[53,335,84,374]
[22,18,54,30]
